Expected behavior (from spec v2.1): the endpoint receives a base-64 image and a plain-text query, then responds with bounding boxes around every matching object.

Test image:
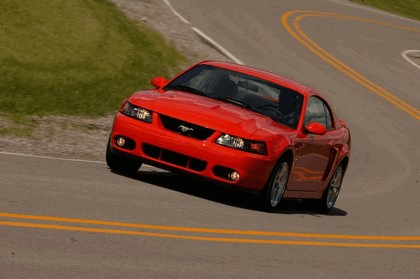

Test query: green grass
[350,0,420,20]
[0,0,186,119]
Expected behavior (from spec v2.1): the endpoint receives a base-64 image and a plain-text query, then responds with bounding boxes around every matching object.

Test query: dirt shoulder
[0,0,229,161]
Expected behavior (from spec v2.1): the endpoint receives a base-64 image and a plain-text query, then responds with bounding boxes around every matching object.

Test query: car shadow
[112,167,347,216]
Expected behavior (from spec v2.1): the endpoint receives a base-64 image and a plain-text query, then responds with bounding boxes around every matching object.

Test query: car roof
[200,60,318,97]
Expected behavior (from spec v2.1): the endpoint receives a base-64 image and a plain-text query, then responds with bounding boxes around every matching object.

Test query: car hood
[129,90,290,138]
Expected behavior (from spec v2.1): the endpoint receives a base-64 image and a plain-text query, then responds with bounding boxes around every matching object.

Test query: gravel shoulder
[0,0,230,161]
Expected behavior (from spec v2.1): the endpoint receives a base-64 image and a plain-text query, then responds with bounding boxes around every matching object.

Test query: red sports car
[107,61,351,212]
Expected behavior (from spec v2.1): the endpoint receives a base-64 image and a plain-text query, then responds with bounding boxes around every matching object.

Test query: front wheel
[106,139,142,175]
[263,161,290,211]
[318,164,344,213]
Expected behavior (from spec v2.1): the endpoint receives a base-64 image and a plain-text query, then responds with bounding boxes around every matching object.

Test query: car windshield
[164,64,304,129]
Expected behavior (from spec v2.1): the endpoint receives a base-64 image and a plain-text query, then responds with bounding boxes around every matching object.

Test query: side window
[304,97,326,126]
[323,102,334,130]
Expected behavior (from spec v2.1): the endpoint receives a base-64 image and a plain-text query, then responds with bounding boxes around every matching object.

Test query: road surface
[1,0,419,278]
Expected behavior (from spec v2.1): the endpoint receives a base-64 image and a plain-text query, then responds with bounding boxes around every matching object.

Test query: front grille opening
[142,143,207,172]
[189,158,207,172]
[161,149,189,167]
[160,115,214,140]
[143,144,161,158]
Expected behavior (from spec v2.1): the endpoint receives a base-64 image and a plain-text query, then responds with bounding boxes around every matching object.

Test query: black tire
[262,161,290,211]
[106,139,142,175]
[316,164,344,213]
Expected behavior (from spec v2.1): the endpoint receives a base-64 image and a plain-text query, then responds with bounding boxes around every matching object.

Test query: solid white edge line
[402,50,420,70]
[191,27,244,65]
[0,151,158,170]
[0,151,104,164]
[163,0,243,64]
[162,0,190,24]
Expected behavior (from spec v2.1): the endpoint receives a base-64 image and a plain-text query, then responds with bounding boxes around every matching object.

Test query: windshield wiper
[164,84,207,96]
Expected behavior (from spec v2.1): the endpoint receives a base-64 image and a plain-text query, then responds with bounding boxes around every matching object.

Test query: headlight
[216,134,267,155]
[120,102,152,123]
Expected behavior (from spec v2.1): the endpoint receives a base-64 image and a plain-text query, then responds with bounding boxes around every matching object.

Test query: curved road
[1,0,419,278]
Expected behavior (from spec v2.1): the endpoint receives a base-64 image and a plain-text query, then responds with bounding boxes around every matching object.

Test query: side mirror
[305,122,327,135]
[151,76,168,89]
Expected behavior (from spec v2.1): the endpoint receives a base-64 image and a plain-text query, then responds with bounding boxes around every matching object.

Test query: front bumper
[109,113,276,191]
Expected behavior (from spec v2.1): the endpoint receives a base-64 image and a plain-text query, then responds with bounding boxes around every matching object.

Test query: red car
[107,61,351,212]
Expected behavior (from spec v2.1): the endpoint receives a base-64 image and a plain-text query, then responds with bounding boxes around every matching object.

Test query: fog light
[229,171,240,181]
[116,137,125,147]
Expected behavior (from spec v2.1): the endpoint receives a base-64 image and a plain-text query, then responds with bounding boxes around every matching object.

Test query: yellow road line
[281,10,420,120]
[1,220,420,249]
[293,13,420,116]
[1,212,420,241]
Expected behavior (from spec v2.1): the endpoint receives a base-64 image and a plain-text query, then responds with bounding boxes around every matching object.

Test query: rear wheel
[317,164,344,213]
[263,161,290,211]
[106,139,142,175]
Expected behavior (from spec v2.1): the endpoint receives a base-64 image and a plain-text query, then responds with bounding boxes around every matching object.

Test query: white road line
[0,151,157,171]
[191,27,244,65]
[162,0,190,24]
[162,0,243,65]
[402,50,420,70]
[0,151,104,164]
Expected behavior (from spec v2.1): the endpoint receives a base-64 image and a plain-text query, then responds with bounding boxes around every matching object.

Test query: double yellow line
[282,10,420,120]
[1,212,420,249]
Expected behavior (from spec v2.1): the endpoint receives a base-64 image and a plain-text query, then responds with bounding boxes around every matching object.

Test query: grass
[0,0,186,120]
[350,0,420,20]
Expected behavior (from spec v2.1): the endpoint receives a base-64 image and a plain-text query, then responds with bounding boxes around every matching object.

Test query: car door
[288,96,336,192]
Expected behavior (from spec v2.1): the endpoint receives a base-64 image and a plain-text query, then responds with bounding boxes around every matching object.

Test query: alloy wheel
[269,162,289,208]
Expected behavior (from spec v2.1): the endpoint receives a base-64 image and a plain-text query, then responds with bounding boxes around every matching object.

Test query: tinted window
[164,64,304,129]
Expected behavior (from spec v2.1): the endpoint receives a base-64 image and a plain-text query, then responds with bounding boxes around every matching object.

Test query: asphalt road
[1,0,419,278]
